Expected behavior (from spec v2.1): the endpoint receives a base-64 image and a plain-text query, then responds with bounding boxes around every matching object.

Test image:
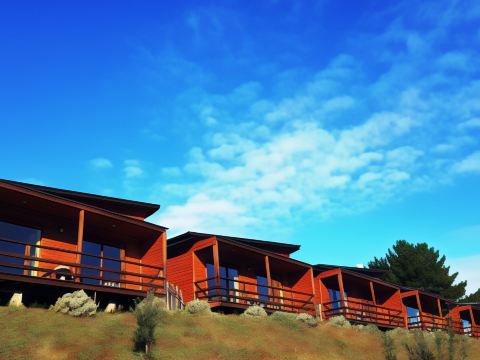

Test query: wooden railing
[407,314,448,331]
[0,236,165,295]
[447,320,480,338]
[323,299,404,328]
[194,276,315,313]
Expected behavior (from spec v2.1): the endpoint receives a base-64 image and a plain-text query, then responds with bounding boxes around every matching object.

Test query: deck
[0,236,164,297]
[194,276,315,313]
[322,299,404,328]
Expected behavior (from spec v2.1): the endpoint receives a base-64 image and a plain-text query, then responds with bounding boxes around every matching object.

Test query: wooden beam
[370,281,377,305]
[75,210,85,279]
[437,298,443,317]
[265,255,272,296]
[213,239,220,283]
[162,232,167,278]
[338,272,346,301]
[469,307,476,326]
[416,292,423,329]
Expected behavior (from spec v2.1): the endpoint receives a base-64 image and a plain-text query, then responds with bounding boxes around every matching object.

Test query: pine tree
[368,240,466,300]
[461,288,480,303]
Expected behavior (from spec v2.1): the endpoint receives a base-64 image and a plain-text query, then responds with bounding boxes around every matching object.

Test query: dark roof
[168,231,301,254]
[1,179,160,219]
[313,263,387,278]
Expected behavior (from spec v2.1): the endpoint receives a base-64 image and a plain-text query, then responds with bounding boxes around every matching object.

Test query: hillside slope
[0,307,479,360]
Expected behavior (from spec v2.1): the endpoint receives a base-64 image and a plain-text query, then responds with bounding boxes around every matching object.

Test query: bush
[242,305,267,318]
[327,315,351,328]
[270,311,297,321]
[404,330,435,360]
[295,313,318,327]
[185,299,211,315]
[133,292,166,353]
[49,290,97,317]
[382,333,397,360]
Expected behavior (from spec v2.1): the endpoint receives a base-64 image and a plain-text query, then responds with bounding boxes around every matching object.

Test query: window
[257,276,269,301]
[328,288,347,313]
[80,241,122,287]
[407,306,420,324]
[206,263,238,299]
[0,220,40,275]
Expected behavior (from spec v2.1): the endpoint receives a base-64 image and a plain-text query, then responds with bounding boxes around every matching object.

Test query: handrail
[0,236,162,271]
[196,276,315,297]
[0,250,163,281]
[194,277,315,312]
[322,299,405,327]
[323,299,402,315]
[0,261,164,291]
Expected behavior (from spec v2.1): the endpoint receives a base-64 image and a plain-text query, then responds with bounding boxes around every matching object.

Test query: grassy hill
[0,306,479,360]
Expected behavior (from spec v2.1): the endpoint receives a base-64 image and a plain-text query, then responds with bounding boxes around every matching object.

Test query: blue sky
[1,1,479,293]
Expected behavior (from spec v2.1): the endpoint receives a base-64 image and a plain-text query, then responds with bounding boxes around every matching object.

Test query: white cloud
[149,0,480,235]
[452,151,480,174]
[448,255,480,294]
[89,158,113,169]
[123,160,144,178]
[458,118,480,130]
[157,193,257,236]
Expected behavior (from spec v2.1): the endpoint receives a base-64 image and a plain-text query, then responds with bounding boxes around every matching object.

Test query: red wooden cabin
[0,180,167,307]
[314,265,404,328]
[400,288,448,331]
[167,232,316,314]
[448,303,480,338]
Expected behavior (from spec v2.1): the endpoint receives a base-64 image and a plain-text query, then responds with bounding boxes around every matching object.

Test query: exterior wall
[167,237,215,303]
[140,232,166,291]
[37,236,77,277]
[168,252,195,302]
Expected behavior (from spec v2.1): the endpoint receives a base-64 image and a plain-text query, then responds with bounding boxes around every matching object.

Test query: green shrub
[382,333,397,360]
[327,315,351,328]
[185,299,211,315]
[242,305,267,318]
[295,313,318,327]
[49,290,97,317]
[404,330,435,360]
[270,311,297,321]
[133,292,166,353]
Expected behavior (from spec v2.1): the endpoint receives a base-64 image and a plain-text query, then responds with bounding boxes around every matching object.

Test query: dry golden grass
[0,307,479,360]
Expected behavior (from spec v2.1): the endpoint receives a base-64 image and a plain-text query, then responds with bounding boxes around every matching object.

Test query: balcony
[194,276,315,313]
[407,314,447,331]
[0,236,165,297]
[323,299,404,328]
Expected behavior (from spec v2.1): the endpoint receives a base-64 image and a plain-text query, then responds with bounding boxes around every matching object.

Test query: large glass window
[206,263,238,298]
[80,241,122,287]
[0,221,41,275]
[257,276,269,301]
[328,288,347,313]
[407,306,420,324]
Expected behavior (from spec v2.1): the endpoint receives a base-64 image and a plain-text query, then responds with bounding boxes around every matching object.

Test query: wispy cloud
[89,158,113,169]
[123,160,144,178]
[151,0,480,236]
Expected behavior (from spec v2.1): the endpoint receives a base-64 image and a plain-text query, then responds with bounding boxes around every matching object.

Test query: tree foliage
[461,288,480,303]
[368,240,466,300]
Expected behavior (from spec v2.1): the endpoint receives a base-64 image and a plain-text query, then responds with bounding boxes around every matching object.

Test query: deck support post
[75,210,85,281]
[437,298,443,318]
[213,241,220,286]
[337,271,346,315]
[265,256,272,296]
[415,293,423,330]
[469,307,476,327]
[8,292,23,307]
[369,281,376,305]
